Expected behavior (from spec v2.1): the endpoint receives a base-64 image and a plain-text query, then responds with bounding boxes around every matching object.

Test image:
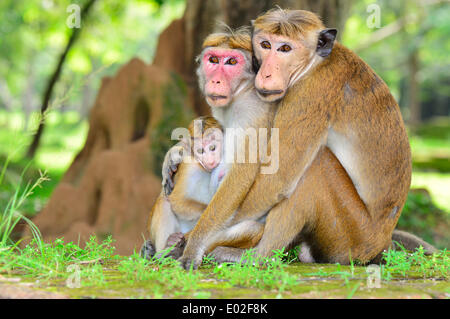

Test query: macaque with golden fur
[173,10,422,269]
[143,116,223,257]
[143,115,264,258]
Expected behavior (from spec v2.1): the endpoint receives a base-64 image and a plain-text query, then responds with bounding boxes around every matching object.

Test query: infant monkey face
[193,129,223,171]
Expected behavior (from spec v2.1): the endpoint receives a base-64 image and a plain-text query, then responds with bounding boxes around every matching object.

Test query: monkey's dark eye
[209,145,216,151]
[209,56,219,64]
[260,41,271,49]
[278,44,292,52]
[226,58,237,65]
[197,148,204,154]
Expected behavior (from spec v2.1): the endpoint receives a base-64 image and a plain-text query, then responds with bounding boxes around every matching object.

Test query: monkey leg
[155,232,186,259]
[230,147,387,265]
[209,203,306,264]
[148,196,181,253]
[254,194,310,258]
[209,247,246,263]
[203,220,264,264]
[213,220,264,249]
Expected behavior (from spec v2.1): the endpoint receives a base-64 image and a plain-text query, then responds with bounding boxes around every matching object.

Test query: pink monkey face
[193,129,223,171]
[201,48,246,107]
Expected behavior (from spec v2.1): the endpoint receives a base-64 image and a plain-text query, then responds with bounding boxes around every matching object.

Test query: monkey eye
[209,56,219,64]
[278,44,292,52]
[197,148,204,154]
[209,144,216,151]
[225,58,237,65]
[260,41,271,50]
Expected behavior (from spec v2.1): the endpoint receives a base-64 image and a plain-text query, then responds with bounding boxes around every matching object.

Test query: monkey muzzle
[256,89,284,97]
[208,94,228,101]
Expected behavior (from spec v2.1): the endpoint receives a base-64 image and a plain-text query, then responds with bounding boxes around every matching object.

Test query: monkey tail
[391,230,437,255]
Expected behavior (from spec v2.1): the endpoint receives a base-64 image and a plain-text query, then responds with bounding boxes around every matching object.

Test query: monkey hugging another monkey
[141,8,436,268]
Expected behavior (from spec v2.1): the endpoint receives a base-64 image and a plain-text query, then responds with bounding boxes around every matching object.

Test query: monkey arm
[179,162,260,268]
[161,141,190,195]
[237,108,330,219]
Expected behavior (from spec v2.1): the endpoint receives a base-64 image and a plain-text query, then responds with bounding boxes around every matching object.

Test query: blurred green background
[0,0,448,248]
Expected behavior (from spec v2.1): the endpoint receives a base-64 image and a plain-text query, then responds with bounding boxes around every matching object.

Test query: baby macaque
[143,116,225,258]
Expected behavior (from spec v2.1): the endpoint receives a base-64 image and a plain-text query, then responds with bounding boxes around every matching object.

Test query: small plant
[0,158,47,247]
[0,235,115,287]
[212,249,298,295]
[380,246,449,280]
[117,250,203,297]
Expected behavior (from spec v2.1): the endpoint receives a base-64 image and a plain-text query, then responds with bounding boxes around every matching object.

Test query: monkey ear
[316,28,338,58]
[252,55,260,73]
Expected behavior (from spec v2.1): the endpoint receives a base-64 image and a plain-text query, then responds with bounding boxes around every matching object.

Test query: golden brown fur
[147,114,265,256]
[253,8,324,39]
[177,10,413,268]
[202,27,252,52]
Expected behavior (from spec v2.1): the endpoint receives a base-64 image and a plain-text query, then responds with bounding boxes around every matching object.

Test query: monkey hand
[163,232,186,259]
[140,239,155,260]
[162,144,186,196]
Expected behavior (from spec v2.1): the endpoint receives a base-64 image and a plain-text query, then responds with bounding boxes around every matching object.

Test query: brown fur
[147,114,264,256]
[253,8,324,39]
[178,11,412,268]
[202,27,252,52]
[233,40,411,263]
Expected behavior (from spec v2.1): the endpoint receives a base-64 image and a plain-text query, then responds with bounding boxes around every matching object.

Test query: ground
[0,260,448,299]
[0,238,448,299]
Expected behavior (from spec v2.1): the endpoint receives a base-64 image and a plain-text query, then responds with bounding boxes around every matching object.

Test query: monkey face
[193,131,223,172]
[200,48,248,108]
[252,31,317,102]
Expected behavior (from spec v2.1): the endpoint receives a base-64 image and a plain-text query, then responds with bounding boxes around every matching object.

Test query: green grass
[0,237,448,298]
[411,172,450,212]
[408,117,450,213]
[0,111,449,298]
[380,246,449,281]
[0,110,87,217]
[0,110,88,173]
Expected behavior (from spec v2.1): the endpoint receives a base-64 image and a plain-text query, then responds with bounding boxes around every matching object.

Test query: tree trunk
[408,50,421,125]
[26,0,97,158]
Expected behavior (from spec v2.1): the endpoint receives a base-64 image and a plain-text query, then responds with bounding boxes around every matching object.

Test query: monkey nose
[264,74,271,79]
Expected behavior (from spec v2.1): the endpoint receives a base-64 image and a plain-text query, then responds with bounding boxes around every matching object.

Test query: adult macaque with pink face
[147,29,276,263]
[155,20,431,269]
[199,48,249,107]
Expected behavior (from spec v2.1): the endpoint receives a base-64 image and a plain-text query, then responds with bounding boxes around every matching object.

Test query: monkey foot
[157,232,186,260]
[140,239,155,260]
[166,232,186,248]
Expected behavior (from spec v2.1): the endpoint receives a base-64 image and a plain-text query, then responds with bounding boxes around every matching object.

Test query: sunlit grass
[410,135,450,158]
[0,110,88,216]
[0,110,88,173]
[411,172,450,213]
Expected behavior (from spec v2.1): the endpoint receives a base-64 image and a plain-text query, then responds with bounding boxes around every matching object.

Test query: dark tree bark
[26,0,97,158]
